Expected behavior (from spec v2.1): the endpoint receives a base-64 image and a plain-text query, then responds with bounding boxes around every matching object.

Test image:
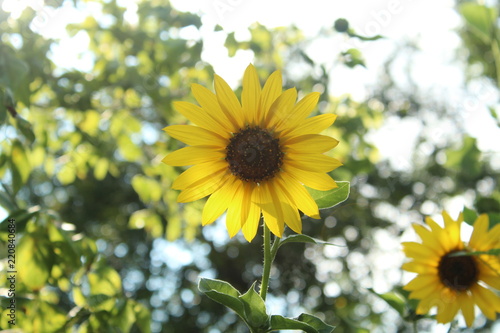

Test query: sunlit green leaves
[129,209,163,237]
[17,231,52,289]
[0,44,30,92]
[87,265,123,311]
[459,3,497,43]
[445,136,482,179]
[131,175,162,203]
[307,181,350,209]
[10,140,32,193]
[368,289,406,317]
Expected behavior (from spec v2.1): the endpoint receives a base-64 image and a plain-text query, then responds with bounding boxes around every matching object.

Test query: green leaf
[487,212,500,228]
[297,313,336,333]
[463,207,478,226]
[198,278,246,320]
[131,175,162,203]
[111,299,136,333]
[17,232,52,289]
[87,266,122,311]
[129,209,163,237]
[279,234,341,248]
[133,301,152,333]
[368,288,406,317]
[10,140,32,193]
[16,116,36,145]
[47,222,80,270]
[0,208,39,233]
[307,181,350,209]
[459,3,497,43]
[269,313,335,333]
[239,282,269,329]
[450,248,500,256]
[341,49,366,68]
[0,45,30,91]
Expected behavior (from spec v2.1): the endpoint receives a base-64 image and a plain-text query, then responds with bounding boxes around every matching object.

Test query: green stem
[260,224,281,301]
[260,224,272,301]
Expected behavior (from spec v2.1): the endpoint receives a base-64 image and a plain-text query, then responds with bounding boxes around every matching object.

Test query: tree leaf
[459,3,497,43]
[239,282,269,329]
[368,288,406,317]
[17,232,52,290]
[462,207,478,226]
[306,181,350,209]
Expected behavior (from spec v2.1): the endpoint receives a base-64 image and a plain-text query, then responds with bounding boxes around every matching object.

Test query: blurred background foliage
[0,0,500,332]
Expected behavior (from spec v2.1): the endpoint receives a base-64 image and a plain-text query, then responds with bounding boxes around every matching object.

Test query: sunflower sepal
[306,181,350,210]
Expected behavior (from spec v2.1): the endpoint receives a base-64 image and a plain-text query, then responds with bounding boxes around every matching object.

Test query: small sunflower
[402,211,500,327]
[162,64,341,241]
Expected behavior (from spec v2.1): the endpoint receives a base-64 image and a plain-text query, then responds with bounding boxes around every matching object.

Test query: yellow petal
[471,283,500,320]
[469,214,489,249]
[407,280,440,300]
[270,181,302,234]
[412,223,447,256]
[162,146,225,166]
[479,269,500,290]
[283,113,337,139]
[283,134,339,153]
[266,88,297,129]
[442,211,461,247]
[275,92,320,133]
[414,286,445,315]
[242,184,261,242]
[259,69,282,123]
[225,180,246,237]
[191,83,236,132]
[402,242,440,261]
[260,182,284,237]
[164,125,227,147]
[284,164,338,191]
[404,274,440,292]
[214,74,245,130]
[173,101,230,137]
[458,292,475,327]
[172,160,228,190]
[277,172,320,219]
[201,176,238,225]
[177,171,229,202]
[242,64,261,125]
[402,261,437,274]
[435,293,460,324]
[285,153,342,173]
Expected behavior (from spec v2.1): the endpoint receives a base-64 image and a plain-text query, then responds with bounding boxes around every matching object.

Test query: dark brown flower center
[438,251,478,291]
[225,126,284,183]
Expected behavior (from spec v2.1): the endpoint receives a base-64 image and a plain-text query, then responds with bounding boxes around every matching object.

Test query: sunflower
[402,211,500,327]
[162,64,341,241]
